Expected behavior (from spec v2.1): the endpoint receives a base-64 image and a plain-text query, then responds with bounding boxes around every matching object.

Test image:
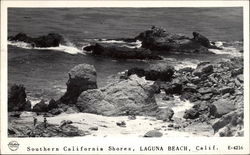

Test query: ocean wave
[8,41,85,55]
[162,57,198,70]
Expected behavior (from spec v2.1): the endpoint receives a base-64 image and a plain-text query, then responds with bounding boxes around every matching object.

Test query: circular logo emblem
[8,141,19,151]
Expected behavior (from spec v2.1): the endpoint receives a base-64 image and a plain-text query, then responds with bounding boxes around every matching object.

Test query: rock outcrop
[59,64,97,105]
[32,99,48,112]
[8,84,31,111]
[127,63,175,81]
[135,26,220,53]
[8,33,64,48]
[8,121,85,137]
[84,43,162,60]
[77,75,159,116]
[212,109,243,137]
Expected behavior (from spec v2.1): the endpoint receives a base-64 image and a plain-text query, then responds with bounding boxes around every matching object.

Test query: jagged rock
[198,87,213,94]
[237,74,243,83]
[135,26,217,53]
[8,84,31,111]
[144,130,163,137]
[212,109,243,137]
[60,64,97,105]
[219,87,235,95]
[48,99,58,110]
[162,82,182,94]
[200,93,213,100]
[183,101,216,119]
[84,43,162,60]
[145,63,175,81]
[156,108,174,122]
[8,33,64,47]
[193,62,213,77]
[32,99,48,112]
[213,98,236,117]
[116,121,126,127]
[59,120,73,128]
[77,75,158,116]
[127,64,175,81]
[182,83,198,93]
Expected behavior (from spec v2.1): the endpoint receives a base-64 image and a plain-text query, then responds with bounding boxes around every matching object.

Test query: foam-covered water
[8,41,85,55]
[209,41,243,57]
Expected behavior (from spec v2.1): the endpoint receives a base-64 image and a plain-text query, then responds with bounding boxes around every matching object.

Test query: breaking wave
[8,41,86,55]
[209,41,243,57]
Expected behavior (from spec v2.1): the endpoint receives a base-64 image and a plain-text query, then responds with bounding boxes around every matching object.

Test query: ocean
[8,8,243,104]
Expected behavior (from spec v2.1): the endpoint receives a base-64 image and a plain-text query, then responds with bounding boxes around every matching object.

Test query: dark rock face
[8,84,31,111]
[84,43,162,60]
[135,26,219,53]
[77,75,158,116]
[127,64,175,81]
[8,33,64,48]
[47,99,58,110]
[32,99,48,112]
[60,64,97,105]
[183,101,217,119]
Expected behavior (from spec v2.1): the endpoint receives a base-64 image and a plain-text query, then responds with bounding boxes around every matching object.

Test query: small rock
[144,130,163,137]
[168,124,174,127]
[219,86,234,95]
[89,127,98,131]
[128,115,136,120]
[200,93,213,100]
[116,121,126,127]
[198,87,213,94]
[174,124,181,129]
[237,74,243,83]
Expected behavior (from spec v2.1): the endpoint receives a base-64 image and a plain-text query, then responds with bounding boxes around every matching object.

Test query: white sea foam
[8,41,85,55]
[99,39,142,49]
[174,61,198,70]
[209,41,243,57]
[159,95,194,118]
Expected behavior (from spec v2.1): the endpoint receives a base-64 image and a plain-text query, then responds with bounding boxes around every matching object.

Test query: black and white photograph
[1,0,249,154]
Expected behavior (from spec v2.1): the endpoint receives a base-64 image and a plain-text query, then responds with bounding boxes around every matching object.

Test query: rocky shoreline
[8,27,244,137]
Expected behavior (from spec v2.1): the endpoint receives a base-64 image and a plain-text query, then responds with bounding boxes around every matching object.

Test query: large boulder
[77,75,158,116]
[127,64,175,81]
[212,109,243,137]
[183,101,217,119]
[156,108,174,121]
[193,62,213,77]
[135,26,218,53]
[84,43,162,60]
[59,64,97,105]
[8,84,31,111]
[213,98,236,117]
[32,99,48,112]
[8,33,64,48]
[145,63,175,81]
